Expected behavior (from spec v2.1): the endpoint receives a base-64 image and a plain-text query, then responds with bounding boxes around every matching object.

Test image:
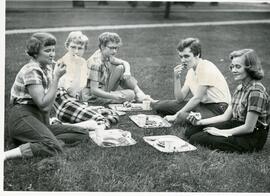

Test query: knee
[115,64,125,72]
[150,101,163,112]
[189,132,206,145]
[175,112,189,125]
[184,125,202,139]
[42,139,64,155]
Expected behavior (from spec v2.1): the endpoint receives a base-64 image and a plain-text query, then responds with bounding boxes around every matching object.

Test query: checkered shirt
[87,49,112,91]
[232,80,270,126]
[10,59,52,105]
[53,88,105,123]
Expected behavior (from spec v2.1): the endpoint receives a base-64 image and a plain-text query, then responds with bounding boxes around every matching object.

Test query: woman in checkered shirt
[186,49,269,153]
[5,32,92,160]
[52,31,118,129]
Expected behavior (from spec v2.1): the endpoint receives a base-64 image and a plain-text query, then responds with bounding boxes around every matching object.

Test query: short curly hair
[177,37,201,57]
[230,49,264,80]
[98,32,122,49]
[26,32,56,58]
[65,31,89,50]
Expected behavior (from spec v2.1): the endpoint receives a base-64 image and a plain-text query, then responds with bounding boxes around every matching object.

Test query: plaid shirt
[87,49,112,91]
[232,80,270,126]
[53,88,103,123]
[53,88,117,128]
[10,59,52,105]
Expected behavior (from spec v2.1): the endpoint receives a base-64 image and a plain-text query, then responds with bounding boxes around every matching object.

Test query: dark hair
[230,49,264,80]
[177,37,201,57]
[26,32,56,58]
[98,32,122,49]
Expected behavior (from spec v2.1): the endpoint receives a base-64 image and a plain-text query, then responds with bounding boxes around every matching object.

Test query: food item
[190,112,202,120]
[156,140,166,148]
[145,117,157,126]
[123,101,132,108]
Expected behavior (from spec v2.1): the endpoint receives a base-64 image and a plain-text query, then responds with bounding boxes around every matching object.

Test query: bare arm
[173,65,189,102]
[176,85,208,115]
[110,57,131,75]
[204,111,259,137]
[222,112,258,135]
[198,105,233,125]
[27,63,66,112]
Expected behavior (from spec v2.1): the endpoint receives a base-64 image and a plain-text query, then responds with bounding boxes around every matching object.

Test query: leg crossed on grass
[8,104,89,158]
[189,120,269,153]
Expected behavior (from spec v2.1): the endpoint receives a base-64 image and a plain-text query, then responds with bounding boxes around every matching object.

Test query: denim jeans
[8,104,89,157]
[151,99,228,122]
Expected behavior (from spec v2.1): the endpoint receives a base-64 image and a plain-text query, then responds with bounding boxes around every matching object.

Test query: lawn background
[3,1,270,192]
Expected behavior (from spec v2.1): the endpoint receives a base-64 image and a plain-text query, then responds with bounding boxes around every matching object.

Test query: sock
[4,147,22,160]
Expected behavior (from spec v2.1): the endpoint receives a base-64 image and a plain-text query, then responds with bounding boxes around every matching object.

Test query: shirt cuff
[20,143,34,157]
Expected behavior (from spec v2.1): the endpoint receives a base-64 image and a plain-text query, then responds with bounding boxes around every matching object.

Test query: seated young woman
[5,32,91,160]
[186,49,269,153]
[53,31,118,129]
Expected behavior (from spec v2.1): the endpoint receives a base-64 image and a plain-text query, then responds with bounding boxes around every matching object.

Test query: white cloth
[58,53,88,95]
[184,59,231,104]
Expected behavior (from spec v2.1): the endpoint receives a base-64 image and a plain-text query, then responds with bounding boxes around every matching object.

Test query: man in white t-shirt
[151,38,231,133]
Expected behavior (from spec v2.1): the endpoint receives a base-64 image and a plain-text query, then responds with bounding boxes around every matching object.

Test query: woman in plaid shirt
[53,31,118,128]
[187,49,269,153]
[5,32,91,160]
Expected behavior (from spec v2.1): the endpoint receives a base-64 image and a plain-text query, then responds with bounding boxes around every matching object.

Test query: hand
[174,64,186,78]
[164,114,177,122]
[54,62,66,80]
[186,112,202,126]
[111,91,126,103]
[203,127,232,137]
[186,114,201,126]
[66,87,77,98]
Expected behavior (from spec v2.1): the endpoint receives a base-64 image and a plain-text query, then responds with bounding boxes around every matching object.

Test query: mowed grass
[4,23,270,191]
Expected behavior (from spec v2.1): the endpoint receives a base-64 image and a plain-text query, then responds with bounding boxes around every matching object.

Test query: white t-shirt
[184,59,231,104]
[58,53,88,94]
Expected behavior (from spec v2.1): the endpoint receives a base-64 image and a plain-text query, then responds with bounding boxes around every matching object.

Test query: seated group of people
[4,31,270,160]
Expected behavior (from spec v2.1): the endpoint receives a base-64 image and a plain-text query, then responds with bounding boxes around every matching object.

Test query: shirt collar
[237,78,255,91]
[30,59,50,73]
[98,50,110,68]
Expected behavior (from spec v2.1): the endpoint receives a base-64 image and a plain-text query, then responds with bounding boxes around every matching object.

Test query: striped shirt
[87,49,112,91]
[232,80,270,126]
[10,59,52,105]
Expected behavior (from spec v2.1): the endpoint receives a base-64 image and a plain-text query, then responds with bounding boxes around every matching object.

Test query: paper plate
[129,114,171,128]
[89,129,137,147]
[143,135,196,153]
[108,103,151,111]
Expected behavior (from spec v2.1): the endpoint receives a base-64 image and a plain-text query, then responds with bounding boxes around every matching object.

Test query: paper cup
[142,100,151,110]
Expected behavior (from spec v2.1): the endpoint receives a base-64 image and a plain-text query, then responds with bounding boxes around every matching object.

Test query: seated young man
[151,38,231,127]
[86,32,152,105]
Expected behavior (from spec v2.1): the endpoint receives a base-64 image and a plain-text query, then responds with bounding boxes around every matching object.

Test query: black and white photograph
[2,0,270,194]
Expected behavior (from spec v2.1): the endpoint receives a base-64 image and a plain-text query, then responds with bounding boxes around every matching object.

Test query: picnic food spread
[88,102,194,152]
[129,114,171,128]
[143,135,197,153]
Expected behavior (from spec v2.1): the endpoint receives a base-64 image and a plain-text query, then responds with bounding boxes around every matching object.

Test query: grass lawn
[4,5,270,192]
